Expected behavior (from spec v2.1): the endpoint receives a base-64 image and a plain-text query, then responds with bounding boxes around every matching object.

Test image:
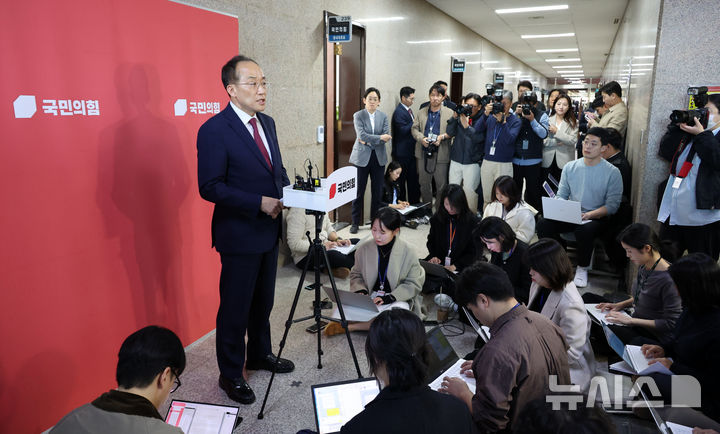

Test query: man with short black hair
[50,326,186,433]
[588,81,627,139]
[420,80,457,110]
[440,262,570,433]
[536,127,623,288]
[512,89,548,211]
[512,80,546,113]
[447,93,485,212]
[392,86,420,203]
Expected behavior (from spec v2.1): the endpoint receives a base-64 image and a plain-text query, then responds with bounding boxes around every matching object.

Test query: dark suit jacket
[197,103,290,254]
[391,103,416,158]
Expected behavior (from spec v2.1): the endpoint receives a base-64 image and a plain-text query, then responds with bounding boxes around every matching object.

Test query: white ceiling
[425,0,628,86]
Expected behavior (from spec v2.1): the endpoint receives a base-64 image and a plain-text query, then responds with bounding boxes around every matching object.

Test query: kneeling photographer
[411,83,454,212]
[447,93,485,213]
[476,89,521,210]
[657,90,720,260]
[512,90,548,212]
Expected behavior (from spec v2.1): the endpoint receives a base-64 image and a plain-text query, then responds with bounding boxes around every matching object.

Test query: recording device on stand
[293,159,321,191]
[670,86,710,128]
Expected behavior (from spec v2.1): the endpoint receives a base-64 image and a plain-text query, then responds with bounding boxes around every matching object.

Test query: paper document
[585,304,631,327]
[331,243,357,255]
[666,422,693,434]
[429,358,476,394]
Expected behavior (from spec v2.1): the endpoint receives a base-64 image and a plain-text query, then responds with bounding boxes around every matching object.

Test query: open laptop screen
[425,327,459,380]
[311,377,380,434]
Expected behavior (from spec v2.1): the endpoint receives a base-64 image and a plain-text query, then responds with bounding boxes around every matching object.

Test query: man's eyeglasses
[236,81,269,90]
[170,372,182,393]
[582,138,601,147]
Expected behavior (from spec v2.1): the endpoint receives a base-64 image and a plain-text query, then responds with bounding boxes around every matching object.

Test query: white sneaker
[574,266,588,288]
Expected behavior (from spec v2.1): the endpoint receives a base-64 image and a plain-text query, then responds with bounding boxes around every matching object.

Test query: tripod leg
[322,246,363,378]
[257,244,312,419]
[314,240,324,368]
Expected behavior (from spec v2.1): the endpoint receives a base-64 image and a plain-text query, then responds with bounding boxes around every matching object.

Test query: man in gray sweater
[537,127,623,287]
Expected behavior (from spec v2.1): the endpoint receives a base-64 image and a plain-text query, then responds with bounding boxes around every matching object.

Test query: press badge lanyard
[445,220,456,267]
[635,257,661,305]
[490,124,505,156]
[377,253,389,293]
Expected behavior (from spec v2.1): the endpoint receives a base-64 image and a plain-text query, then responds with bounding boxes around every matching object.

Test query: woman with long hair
[527,238,596,391]
[543,94,579,187]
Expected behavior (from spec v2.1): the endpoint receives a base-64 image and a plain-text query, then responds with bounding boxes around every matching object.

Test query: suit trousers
[352,152,385,226]
[512,163,542,212]
[417,156,448,211]
[480,160,513,210]
[396,155,421,204]
[449,161,481,213]
[659,220,720,261]
[217,245,278,379]
[536,217,607,267]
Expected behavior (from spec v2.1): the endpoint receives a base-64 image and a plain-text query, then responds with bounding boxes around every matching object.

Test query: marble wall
[179,0,547,183]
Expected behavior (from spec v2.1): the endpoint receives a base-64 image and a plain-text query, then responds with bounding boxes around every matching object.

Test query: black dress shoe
[219,375,255,404]
[349,224,359,234]
[246,353,295,373]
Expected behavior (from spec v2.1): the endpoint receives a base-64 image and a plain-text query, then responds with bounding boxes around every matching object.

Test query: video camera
[669,87,710,128]
[516,90,537,116]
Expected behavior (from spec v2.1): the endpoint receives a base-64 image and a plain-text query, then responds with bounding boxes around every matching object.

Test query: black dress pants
[352,152,385,226]
[397,155,421,204]
[513,162,542,211]
[536,217,608,267]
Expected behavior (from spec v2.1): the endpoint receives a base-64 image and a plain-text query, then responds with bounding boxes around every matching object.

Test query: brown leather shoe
[331,267,351,279]
[324,321,347,336]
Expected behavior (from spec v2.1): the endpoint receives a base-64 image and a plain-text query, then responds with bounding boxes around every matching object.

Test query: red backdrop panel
[0,1,237,432]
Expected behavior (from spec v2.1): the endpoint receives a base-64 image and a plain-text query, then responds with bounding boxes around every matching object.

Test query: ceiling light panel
[521,33,574,39]
[496,5,568,14]
[535,48,578,53]
[406,39,451,44]
[546,58,581,62]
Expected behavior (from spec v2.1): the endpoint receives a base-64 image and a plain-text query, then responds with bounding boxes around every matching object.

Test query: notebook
[165,399,240,434]
[397,202,429,215]
[425,327,476,394]
[542,197,590,225]
[311,378,380,434]
[602,323,673,375]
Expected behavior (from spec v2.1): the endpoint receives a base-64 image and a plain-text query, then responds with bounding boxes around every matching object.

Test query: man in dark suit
[197,55,293,405]
[391,86,420,204]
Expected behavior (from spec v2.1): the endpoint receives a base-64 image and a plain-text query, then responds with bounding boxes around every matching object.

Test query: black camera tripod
[258,209,362,419]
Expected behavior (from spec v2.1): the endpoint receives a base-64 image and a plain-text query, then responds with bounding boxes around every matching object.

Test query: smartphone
[306,321,328,334]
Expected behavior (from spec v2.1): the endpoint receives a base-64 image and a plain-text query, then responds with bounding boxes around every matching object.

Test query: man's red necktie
[249,118,272,169]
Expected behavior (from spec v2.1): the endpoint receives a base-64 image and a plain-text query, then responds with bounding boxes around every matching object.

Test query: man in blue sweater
[537,127,623,287]
[476,90,521,210]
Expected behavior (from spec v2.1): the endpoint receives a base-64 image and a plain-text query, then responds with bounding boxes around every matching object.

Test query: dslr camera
[516,90,537,117]
[454,103,474,117]
[669,87,710,128]
[490,89,505,115]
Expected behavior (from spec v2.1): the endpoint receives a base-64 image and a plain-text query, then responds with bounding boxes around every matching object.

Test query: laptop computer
[165,399,240,434]
[323,287,381,322]
[311,377,380,434]
[602,323,673,376]
[425,326,476,393]
[419,260,457,278]
[462,306,492,343]
[542,196,590,225]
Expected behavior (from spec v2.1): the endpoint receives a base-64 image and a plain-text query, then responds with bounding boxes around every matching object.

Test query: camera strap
[670,136,697,178]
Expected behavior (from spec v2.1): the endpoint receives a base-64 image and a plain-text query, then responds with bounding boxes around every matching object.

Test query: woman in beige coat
[526,238,596,392]
[325,207,425,335]
[543,94,579,184]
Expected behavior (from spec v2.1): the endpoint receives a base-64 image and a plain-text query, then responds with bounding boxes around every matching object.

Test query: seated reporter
[474,217,531,305]
[439,262,570,433]
[657,94,720,260]
[50,326,185,434]
[536,127,623,288]
[483,175,536,244]
[325,207,425,335]
[527,239,596,392]
[447,93,485,213]
[285,207,356,279]
[381,161,409,210]
[341,309,477,434]
[591,223,682,346]
[641,253,720,422]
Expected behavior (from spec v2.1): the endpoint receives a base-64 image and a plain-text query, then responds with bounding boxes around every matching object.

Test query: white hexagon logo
[174,99,187,116]
[14,95,37,118]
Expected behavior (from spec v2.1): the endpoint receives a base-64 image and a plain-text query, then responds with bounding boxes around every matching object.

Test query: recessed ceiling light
[623,68,652,72]
[630,63,654,66]
[552,65,583,69]
[556,70,583,73]
[634,55,655,59]
[444,52,481,56]
[480,61,499,64]
[536,48,578,53]
[356,16,405,22]
[521,33,574,39]
[639,44,656,48]
[497,5,568,14]
[546,58,581,62]
[406,39,451,44]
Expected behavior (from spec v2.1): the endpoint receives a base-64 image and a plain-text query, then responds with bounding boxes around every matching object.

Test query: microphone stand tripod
[258,209,362,419]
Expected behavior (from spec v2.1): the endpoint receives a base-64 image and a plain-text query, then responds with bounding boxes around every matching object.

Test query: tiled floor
[162,220,659,433]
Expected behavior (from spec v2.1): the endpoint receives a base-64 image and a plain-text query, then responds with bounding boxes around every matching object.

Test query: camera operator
[657,93,720,260]
[512,90,548,211]
[447,93,485,213]
[511,81,546,114]
[476,90,521,210]
[411,83,454,211]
